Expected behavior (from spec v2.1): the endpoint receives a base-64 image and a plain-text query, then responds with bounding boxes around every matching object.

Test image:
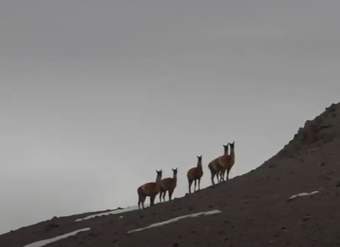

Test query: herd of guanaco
[137,142,235,209]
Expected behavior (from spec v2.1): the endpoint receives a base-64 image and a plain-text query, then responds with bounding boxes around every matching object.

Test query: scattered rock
[88,232,98,238]
[45,218,59,231]
[322,133,335,143]
[336,181,340,188]
[268,163,276,168]
[326,104,336,112]
[320,124,331,130]
[320,174,332,181]
[46,222,59,228]
[302,215,312,222]
[268,240,275,244]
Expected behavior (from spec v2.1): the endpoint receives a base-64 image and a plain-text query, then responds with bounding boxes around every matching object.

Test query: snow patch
[23,228,90,247]
[75,206,138,222]
[128,209,222,234]
[288,191,319,201]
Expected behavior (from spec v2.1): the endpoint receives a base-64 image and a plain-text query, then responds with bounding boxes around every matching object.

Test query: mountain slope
[1,103,340,247]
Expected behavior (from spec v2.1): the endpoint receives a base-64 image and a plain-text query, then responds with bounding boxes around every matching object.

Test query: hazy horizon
[1,0,340,234]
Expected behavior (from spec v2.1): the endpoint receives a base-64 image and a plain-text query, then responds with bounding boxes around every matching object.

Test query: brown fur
[159,168,177,202]
[208,144,229,185]
[137,170,162,209]
[218,142,235,182]
[187,156,203,194]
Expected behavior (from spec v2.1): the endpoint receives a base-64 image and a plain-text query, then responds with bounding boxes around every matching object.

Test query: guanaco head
[196,155,202,167]
[229,141,235,151]
[172,168,178,178]
[156,169,162,182]
[223,144,229,155]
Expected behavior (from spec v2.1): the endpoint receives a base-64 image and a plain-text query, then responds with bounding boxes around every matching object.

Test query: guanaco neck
[197,159,202,171]
[224,146,229,156]
[173,172,177,183]
[156,174,162,185]
[230,146,235,161]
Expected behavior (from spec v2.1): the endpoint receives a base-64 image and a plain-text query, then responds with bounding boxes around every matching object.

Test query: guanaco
[187,155,203,194]
[208,144,229,185]
[159,168,177,202]
[219,141,235,181]
[137,170,162,209]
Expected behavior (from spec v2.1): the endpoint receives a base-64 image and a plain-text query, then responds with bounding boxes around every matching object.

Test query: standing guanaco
[137,170,162,209]
[219,142,235,181]
[187,155,203,194]
[159,168,177,202]
[208,144,229,185]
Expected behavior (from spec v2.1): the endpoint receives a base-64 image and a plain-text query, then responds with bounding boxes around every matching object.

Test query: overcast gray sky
[1,0,340,234]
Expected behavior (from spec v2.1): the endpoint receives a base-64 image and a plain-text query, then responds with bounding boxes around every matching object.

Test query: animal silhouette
[208,144,229,185]
[187,155,203,194]
[219,142,235,181]
[137,170,162,209]
[159,168,178,202]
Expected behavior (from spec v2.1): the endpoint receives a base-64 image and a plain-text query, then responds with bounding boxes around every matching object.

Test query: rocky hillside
[1,103,340,247]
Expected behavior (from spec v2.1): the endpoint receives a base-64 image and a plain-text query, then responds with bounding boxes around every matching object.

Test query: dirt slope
[1,103,340,247]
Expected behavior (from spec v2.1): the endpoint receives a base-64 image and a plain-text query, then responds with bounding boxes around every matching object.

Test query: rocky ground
[1,103,340,247]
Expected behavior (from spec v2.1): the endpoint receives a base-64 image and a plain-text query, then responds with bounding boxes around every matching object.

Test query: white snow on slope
[23,228,90,247]
[75,206,138,222]
[128,209,222,234]
[288,191,319,201]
